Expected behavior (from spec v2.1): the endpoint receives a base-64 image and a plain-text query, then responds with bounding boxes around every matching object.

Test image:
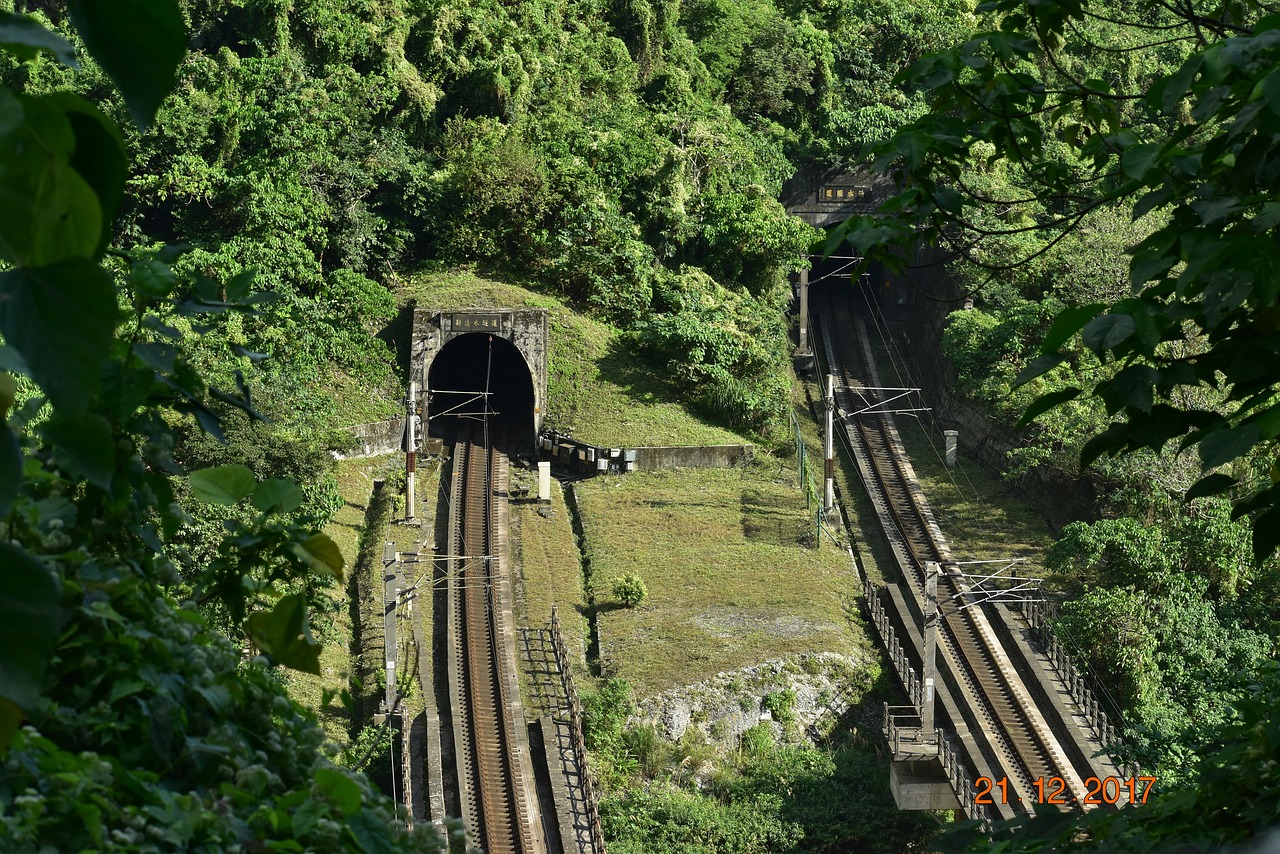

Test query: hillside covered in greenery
[2,0,1280,850]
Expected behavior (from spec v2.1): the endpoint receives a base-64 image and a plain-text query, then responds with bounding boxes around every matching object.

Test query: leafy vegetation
[583,677,936,853]
[0,2,434,850]
[836,0,1280,844]
[613,571,649,607]
[4,0,1278,847]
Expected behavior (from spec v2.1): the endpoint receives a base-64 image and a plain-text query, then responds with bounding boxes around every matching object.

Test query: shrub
[613,572,648,607]
[761,688,797,726]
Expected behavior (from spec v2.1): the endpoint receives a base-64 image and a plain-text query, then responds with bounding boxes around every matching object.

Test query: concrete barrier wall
[334,419,405,459]
[633,445,754,471]
[541,434,754,474]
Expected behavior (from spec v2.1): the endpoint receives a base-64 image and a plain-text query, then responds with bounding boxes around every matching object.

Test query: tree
[835,0,1280,562]
[0,3,436,849]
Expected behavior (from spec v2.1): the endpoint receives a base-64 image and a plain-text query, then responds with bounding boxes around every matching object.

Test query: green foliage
[601,740,936,853]
[842,0,1280,563]
[582,677,640,787]
[640,269,794,435]
[612,571,648,607]
[760,688,797,726]
[0,4,435,849]
[737,722,774,757]
[1045,499,1273,778]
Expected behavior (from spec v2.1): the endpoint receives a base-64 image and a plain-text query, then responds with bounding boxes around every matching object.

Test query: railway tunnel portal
[412,308,548,448]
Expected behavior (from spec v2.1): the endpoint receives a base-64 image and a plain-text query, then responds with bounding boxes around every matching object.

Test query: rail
[814,284,1087,814]
[548,607,607,853]
[447,426,544,853]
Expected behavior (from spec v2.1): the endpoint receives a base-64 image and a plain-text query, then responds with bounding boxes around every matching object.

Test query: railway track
[446,424,545,853]
[814,285,1079,811]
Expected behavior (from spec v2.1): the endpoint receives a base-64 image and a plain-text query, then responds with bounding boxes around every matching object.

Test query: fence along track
[815,284,1076,809]
[447,425,542,854]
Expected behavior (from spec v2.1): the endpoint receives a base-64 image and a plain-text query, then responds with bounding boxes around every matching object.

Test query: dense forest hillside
[2,0,1279,850]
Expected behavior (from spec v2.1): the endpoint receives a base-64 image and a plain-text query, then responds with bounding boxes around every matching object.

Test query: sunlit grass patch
[575,465,870,698]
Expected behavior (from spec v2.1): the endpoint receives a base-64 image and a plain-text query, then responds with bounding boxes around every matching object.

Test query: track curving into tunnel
[813,282,1081,813]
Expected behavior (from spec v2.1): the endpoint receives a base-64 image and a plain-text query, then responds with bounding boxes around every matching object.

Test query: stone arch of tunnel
[412,308,548,451]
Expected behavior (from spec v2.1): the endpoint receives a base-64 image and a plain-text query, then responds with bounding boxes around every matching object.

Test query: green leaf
[1197,424,1261,469]
[1111,365,1160,413]
[0,12,78,66]
[1040,303,1106,353]
[1013,353,1064,386]
[1081,314,1136,356]
[109,679,147,704]
[65,0,185,130]
[892,129,932,170]
[1259,68,1280,117]
[0,424,19,519]
[247,593,321,674]
[346,808,395,854]
[315,766,363,816]
[0,94,102,266]
[131,259,176,300]
[1080,425,1128,468]
[0,543,62,711]
[0,345,28,378]
[49,94,127,257]
[188,464,256,505]
[252,478,304,514]
[0,696,19,753]
[1252,508,1280,564]
[0,260,116,414]
[1121,143,1162,180]
[1017,388,1080,425]
[291,532,345,580]
[42,412,114,490]
[1186,473,1236,501]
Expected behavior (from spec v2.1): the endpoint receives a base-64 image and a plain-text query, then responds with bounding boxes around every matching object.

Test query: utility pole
[824,373,835,519]
[922,561,939,733]
[406,380,417,521]
[798,264,810,354]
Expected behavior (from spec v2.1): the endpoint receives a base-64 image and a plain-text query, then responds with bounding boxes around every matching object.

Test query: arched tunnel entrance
[426,332,536,449]
[809,253,889,313]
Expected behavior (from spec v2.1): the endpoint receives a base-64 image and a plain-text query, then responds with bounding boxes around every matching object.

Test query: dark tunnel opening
[807,253,889,314]
[426,333,536,451]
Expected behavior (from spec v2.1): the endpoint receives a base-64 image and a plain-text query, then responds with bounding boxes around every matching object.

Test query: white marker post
[798,264,810,353]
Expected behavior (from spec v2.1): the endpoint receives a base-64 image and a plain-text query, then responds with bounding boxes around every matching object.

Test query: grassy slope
[510,469,590,668]
[576,465,873,698]
[285,456,398,748]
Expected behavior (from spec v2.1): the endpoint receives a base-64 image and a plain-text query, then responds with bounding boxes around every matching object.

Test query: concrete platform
[891,760,964,811]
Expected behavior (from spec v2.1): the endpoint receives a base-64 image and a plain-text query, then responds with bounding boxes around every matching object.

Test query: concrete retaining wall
[334,419,405,459]
[542,433,754,475]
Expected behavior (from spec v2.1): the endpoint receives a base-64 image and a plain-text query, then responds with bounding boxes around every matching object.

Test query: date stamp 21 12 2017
[974,775,1157,806]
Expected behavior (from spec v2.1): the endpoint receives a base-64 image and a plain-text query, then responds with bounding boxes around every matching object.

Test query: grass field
[509,468,591,669]
[283,456,401,747]
[574,463,873,698]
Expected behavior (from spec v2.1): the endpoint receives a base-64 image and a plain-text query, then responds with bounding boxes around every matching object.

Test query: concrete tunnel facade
[411,308,548,448]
